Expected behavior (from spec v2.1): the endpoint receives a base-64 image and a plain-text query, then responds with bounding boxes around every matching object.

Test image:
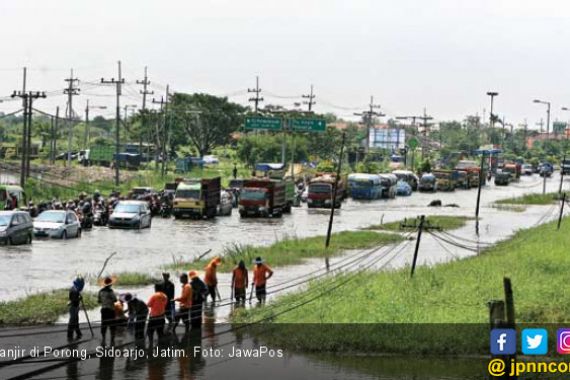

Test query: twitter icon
[522,329,548,355]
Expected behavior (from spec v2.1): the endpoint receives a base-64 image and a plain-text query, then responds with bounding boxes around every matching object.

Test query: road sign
[244,117,282,131]
[289,119,326,133]
[408,137,419,150]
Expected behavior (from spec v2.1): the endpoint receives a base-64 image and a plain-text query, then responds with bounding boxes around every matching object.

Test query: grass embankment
[495,192,560,205]
[167,231,404,273]
[0,290,98,326]
[234,217,570,354]
[89,272,160,287]
[366,215,473,232]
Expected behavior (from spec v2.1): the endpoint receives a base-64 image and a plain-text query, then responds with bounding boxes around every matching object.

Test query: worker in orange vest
[204,257,221,303]
[172,273,193,333]
[252,256,273,304]
[231,260,248,304]
[147,283,168,344]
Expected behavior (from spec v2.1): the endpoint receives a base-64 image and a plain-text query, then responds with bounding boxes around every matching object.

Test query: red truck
[239,179,286,218]
[307,173,345,209]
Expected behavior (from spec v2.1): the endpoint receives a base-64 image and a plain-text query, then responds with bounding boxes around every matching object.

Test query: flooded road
[0,173,567,301]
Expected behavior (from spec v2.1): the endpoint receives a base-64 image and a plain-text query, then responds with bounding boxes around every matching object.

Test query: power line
[136,66,154,111]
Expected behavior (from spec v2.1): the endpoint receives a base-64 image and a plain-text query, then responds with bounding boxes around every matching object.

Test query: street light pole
[533,99,551,138]
[486,92,498,143]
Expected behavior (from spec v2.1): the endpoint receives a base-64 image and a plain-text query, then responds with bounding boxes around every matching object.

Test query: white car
[34,210,81,239]
[202,155,219,165]
[522,164,533,175]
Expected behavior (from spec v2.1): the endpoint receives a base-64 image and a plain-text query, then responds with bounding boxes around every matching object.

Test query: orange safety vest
[253,264,273,286]
[175,283,193,308]
[232,267,247,289]
[204,264,218,286]
[147,292,168,317]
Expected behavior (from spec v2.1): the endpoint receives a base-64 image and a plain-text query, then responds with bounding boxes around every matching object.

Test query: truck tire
[239,211,246,218]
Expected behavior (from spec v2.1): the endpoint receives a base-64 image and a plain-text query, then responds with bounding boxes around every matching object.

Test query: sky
[1,0,570,130]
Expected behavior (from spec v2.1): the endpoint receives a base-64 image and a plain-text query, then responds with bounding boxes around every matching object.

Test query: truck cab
[173,178,221,219]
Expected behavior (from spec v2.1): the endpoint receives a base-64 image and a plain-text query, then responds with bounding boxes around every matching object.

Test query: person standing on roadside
[147,283,168,345]
[161,272,175,325]
[98,277,118,345]
[231,260,248,304]
[203,257,221,303]
[252,257,273,304]
[172,273,192,333]
[124,293,148,340]
[67,277,85,340]
[189,270,207,329]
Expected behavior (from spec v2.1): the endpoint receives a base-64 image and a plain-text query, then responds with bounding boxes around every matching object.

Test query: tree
[170,93,245,157]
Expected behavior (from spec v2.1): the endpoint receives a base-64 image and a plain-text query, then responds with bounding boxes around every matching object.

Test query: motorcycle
[93,205,108,226]
[80,203,94,230]
[160,201,172,218]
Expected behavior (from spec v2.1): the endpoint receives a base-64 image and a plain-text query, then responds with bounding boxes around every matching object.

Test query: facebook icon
[490,329,516,355]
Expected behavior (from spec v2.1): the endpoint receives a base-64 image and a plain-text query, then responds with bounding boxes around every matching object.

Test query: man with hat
[124,293,148,340]
[98,276,118,344]
[189,270,207,329]
[253,257,273,304]
[68,277,85,340]
[203,257,222,303]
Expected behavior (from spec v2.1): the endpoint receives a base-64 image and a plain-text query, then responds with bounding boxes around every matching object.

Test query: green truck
[89,145,115,166]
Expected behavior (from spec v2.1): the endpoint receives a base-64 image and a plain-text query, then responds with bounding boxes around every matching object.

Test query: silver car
[108,201,152,229]
[33,210,81,239]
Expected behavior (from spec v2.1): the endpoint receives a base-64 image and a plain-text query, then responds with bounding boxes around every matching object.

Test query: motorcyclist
[28,201,38,218]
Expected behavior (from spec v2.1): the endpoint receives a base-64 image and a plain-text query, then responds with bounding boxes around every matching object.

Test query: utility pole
[354,96,384,154]
[558,193,566,230]
[248,76,263,113]
[152,85,170,177]
[101,61,125,187]
[51,106,59,163]
[536,118,544,134]
[137,67,154,154]
[475,153,486,235]
[302,85,316,112]
[10,91,46,186]
[64,69,80,167]
[560,154,566,195]
[418,109,434,160]
[399,216,441,277]
[324,132,346,272]
[487,92,499,143]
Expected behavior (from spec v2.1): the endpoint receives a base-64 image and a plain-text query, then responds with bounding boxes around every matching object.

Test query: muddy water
[0,173,566,302]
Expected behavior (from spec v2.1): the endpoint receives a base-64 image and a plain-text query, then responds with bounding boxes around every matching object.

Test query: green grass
[233,217,570,354]
[366,215,474,232]
[0,290,98,326]
[90,272,160,287]
[495,192,560,205]
[188,231,404,272]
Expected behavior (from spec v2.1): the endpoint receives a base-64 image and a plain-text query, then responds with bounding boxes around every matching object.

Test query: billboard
[369,128,406,150]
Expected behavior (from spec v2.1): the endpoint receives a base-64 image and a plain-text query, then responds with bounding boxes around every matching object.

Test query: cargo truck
[239,179,286,217]
[307,174,345,208]
[173,177,221,219]
[254,163,296,213]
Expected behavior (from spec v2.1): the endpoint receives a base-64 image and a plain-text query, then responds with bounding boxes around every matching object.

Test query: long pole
[53,107,59,163]
[410,215,425,278]
[84,100,90,149]
[558,193,566,230]
[115,62,122,186]
[475,153,485,235]
[25,96,33,178]
[560,154,566,195]
[20,95,28,186]
[324,132,346,272]
[546,102,551,139]
[80,298,94,338]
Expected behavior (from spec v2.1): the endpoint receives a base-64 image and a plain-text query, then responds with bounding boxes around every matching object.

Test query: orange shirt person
[231,260,248,304]
[147,283,168,343]
[252,256,273,304]
[203,257,221,303]
[173,273,193,333]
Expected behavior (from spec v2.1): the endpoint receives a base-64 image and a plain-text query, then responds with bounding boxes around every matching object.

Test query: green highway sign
[244,117,282,131]
[289,118,327,133]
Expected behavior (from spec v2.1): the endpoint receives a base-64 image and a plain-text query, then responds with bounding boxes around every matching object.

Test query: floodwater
[0,172,566,303]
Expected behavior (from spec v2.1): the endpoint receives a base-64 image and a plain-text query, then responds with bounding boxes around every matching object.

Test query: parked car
[418,173,437,192]
[522,164,533,175]
[217,190,233,216]
[33,210,81,239]
[392,170,419,191]
[202,155,219,165]
[539,163,554,178]
[108,201,152,229]
[395,180,412,196]
[0,211,33,245]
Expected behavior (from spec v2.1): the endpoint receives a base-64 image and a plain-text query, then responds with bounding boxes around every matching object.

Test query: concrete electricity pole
[64,69,80,167]
[418,109,434,160]
[354,96,384,153]
[11,91,46,186]
[152,86,170,177]
[101,61,125,187]
[136,66,154,111]
[302,85,316,112]
[248,76,263,113]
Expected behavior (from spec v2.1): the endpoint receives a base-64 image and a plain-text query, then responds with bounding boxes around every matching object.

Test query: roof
[117,200,147,205]
[177,182,201,190]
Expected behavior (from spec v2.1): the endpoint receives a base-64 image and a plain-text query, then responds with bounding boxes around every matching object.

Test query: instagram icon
[557,329,570,354]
